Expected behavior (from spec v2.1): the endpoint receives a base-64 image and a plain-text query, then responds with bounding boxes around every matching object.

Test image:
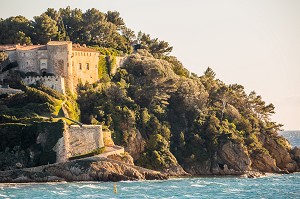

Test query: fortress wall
[67,125,104,157]
[15,50,40,73]
[53,121,70,163]
[46,42,74,92]
[47,44,69,76]
[103,129,115,147]
[3,42,101,94]
[54,125,117,162]
[0,87,23,95]
[71,51,99,88]
[22,76,65,94]
[6,51,17,62]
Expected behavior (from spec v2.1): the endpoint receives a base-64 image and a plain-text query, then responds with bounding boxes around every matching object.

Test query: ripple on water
[1,174,300,198]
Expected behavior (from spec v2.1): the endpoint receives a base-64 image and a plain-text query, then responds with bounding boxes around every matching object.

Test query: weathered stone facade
[67,125,104,157]
[1,41,100,93]
[54,124,114,163]
[23,76,65,94]
[0,85,23,95]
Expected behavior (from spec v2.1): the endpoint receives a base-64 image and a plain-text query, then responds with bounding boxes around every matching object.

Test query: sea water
[1,131,300,199]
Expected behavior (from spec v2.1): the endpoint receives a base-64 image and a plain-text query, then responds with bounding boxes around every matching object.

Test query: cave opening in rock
[218,163,224,170]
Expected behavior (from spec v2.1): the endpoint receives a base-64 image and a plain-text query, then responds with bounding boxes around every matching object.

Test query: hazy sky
[1,0,299,130]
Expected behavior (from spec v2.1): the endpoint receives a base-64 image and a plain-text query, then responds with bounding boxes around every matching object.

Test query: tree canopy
[0,7,173,56]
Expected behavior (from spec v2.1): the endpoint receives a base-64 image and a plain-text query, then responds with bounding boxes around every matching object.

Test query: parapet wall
[22,76,65,94]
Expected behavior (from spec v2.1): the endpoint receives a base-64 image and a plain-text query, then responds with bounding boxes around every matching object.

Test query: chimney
[83,44,86,48]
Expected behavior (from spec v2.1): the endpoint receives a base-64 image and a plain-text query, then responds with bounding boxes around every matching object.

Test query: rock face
[160,150,189,177]
[182,138,300,177]
[184,142,253,176]
[107,153,134,165]
[125,129,145,160]
[250,149,281,173]
[291,147,300,162]
[217,142,251,173]
[0,157,167,183]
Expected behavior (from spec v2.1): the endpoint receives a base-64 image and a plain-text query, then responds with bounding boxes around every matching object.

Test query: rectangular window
[86,63,89,70]
[67,63,69,67]
[79,63,82,70]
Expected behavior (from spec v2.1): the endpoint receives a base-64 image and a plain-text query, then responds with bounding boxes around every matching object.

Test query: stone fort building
[0,41,100,93]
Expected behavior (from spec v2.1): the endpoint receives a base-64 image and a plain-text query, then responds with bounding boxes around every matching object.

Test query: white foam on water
[49,190,68,195]
[168,185,179,188]
[191,184,206,187]
[76,184,104,189]
[223,188,243,193]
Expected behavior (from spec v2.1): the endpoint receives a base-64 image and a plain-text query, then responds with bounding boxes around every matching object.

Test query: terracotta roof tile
[16,45,47,51]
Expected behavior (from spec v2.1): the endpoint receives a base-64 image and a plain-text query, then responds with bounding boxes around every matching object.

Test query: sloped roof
[16,45,47,51]
[0,45,16,51]
[0,44,47,51]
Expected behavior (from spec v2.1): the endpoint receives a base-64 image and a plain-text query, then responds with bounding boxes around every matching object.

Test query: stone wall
[0,87,23,95]
[22,76,65,94]
[15,49,40,73]
[67,125,103,157]
[71,51,99,89]
[54,124,118,163]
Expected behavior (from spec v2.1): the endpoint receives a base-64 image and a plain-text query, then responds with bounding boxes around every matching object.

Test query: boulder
[250,149,281,173]
[218,142,251,172]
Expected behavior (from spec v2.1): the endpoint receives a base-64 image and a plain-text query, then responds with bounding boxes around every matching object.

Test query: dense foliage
[77,50,284,172]
[0,83,79,124]
[0,7,172,57]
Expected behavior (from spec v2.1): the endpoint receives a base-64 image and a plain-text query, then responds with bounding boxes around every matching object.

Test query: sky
[1,0,299,130]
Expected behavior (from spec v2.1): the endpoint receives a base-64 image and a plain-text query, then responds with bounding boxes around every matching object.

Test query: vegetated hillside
[78,50,300,175]
[1,7,299,175]
[0,84,78,170]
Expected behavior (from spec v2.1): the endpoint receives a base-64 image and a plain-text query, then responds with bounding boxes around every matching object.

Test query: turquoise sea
[1,131,300,199]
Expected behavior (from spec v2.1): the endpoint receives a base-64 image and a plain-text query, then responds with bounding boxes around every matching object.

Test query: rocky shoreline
[0,157,168,183]
[0,157,294,183]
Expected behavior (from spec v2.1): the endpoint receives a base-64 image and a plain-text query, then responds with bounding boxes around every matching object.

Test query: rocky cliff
[77,51,300,177]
